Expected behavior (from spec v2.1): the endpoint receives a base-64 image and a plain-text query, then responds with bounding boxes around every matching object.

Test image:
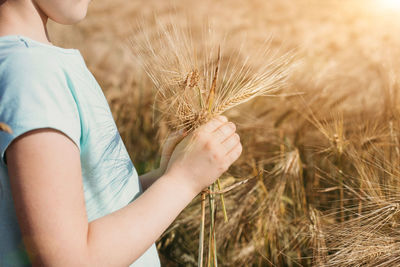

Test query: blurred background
[49,0,400,266]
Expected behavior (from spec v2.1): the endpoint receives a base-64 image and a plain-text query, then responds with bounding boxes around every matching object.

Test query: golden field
[49,0,400,266]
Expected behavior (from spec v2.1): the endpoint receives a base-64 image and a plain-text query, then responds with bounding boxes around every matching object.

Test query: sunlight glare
[380,0,400,9]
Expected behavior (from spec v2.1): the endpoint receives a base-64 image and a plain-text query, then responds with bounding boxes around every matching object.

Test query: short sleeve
[0,49,81,166]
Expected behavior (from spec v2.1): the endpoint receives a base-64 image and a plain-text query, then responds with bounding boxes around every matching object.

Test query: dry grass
[49,0,400,265]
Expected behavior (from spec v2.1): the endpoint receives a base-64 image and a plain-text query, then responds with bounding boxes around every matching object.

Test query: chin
[51,9,88,24]
[49,5,87,25]
[35,0,91,25]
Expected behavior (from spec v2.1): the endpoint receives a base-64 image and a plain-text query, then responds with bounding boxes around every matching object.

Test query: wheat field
[48,0,400,266]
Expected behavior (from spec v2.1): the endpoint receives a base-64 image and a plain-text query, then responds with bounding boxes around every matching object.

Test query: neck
[0,1,51,44]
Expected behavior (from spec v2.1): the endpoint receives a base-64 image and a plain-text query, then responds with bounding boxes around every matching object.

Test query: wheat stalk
[132,18,294,267]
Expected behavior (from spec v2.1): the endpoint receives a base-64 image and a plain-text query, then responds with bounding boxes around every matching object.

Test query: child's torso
[0,35,160,267]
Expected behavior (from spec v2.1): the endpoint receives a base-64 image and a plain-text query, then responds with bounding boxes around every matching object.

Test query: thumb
[161,129,187,156]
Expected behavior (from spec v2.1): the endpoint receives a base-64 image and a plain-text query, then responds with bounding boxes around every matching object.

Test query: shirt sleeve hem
[0,124,81,166]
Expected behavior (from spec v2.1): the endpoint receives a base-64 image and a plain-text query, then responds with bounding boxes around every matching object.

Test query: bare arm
[6,117,241,266]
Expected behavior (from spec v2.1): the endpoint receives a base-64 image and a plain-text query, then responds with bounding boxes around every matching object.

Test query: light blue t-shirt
[0,35,160,267]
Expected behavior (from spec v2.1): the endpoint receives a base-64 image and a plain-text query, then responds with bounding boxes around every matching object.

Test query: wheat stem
[208,183,217,267]
[198,192,206,267]
[216,178,228,222]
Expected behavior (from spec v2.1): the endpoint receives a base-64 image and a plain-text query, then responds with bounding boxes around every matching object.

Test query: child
[0,0,242,266]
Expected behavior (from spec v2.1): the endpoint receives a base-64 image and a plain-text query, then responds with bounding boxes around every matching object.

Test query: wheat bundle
[133,18,294,266]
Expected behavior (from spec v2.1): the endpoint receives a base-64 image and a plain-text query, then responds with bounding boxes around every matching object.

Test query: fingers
[213,122,236,143]
[162,130,186,156]
[221,133,240,154]
[226,142,242,163]
[195,116,240,160]
[197,115,238,149]
[200,115,228,133]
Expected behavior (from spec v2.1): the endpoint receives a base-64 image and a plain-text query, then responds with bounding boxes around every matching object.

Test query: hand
[158,130,187,176]
[164,116,242,194]
[139,130,186,191]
